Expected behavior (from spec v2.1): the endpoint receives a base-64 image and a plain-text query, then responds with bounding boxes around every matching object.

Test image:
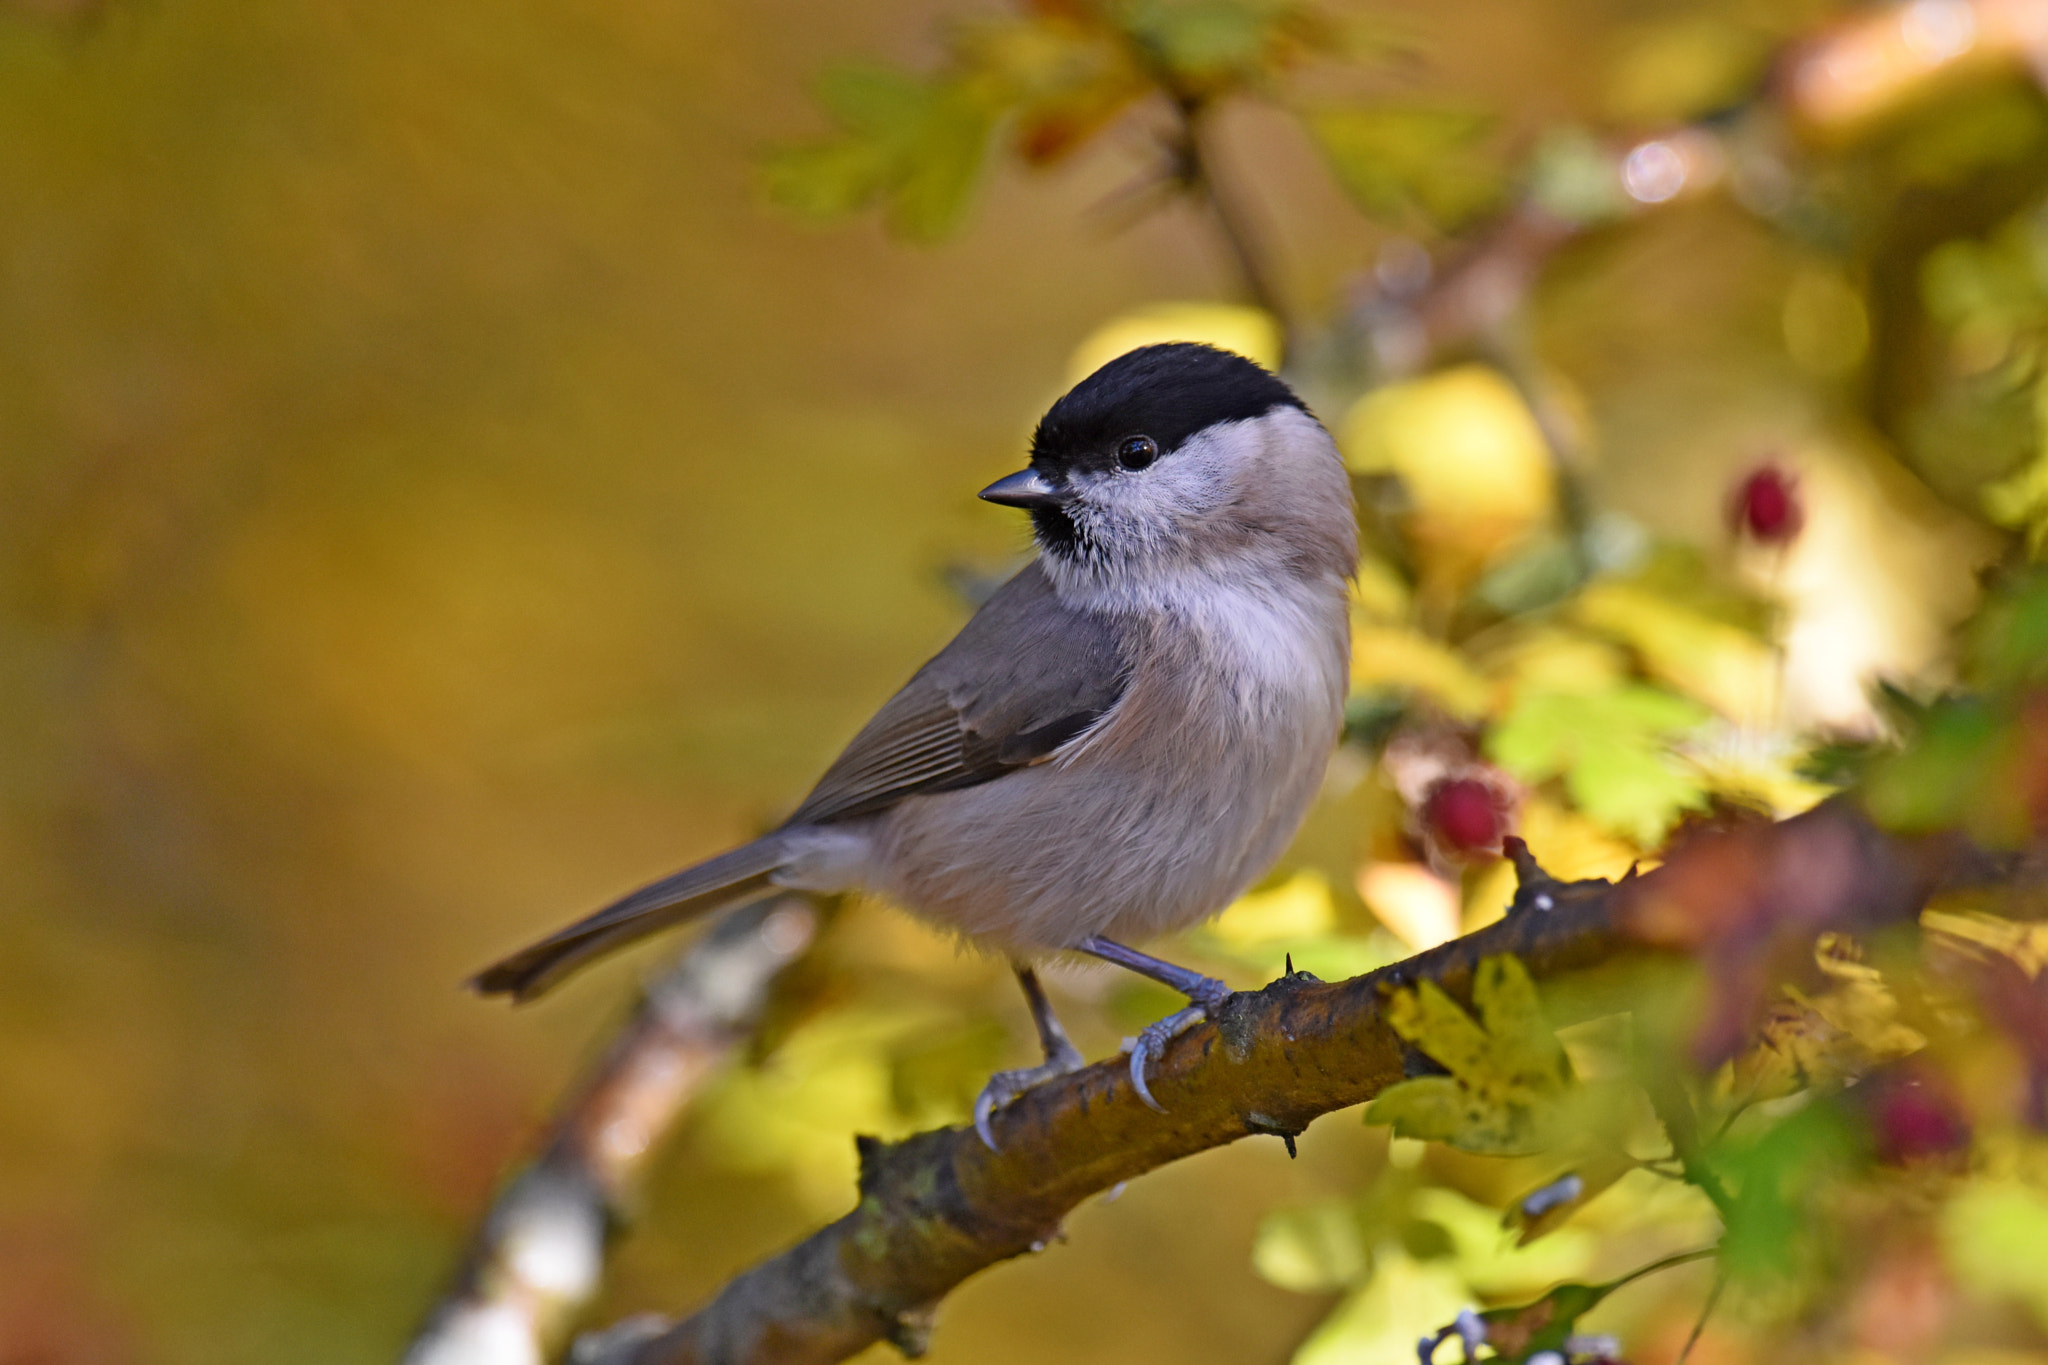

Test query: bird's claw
[1121,1004,1212,1113]
[973,1044,1086,1151]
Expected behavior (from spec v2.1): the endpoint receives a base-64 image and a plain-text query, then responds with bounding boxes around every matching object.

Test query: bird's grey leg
[973,964,1088,1151]
[1076,935,1232,1113]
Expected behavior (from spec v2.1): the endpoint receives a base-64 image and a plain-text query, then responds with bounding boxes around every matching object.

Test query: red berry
[1422,778,1505,855]
[1862,1069,1970,1165]
[1730,465,1804,544]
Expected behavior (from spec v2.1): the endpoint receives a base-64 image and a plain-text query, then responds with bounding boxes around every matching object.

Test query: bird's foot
[1121,975,1232,1113]
[973,1039,1087,1151]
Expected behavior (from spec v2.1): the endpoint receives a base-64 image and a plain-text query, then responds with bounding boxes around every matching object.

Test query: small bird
[474,342,1356,1146]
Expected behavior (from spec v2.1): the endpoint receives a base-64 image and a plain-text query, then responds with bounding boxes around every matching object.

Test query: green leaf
[1487,684,1711,846]
[1943,1178,2048,1329]
[1115,0,1329,92]
[1707,1098,1855,1284]
[814,65,944,137]
[762,66,996,242]
[1365,955,1572,1155]
[1461,1281,1608,1361]
[1965,567,2048,691]
[1455,1248,1713,1361]
[1122,0,1273,75]
[1859,697,2006,833]
[1573,579,1777,722]
[1306,106,1503,230]
[762,141,896,221]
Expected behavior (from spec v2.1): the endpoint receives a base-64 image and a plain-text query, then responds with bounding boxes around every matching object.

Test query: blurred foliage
[14,0,2048,1362]
[748,1,2048,1361]
[763,0,1505,248]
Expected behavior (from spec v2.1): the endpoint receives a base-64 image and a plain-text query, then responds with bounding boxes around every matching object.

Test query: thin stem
[569,802,1993,1365]
[1677,1268,1728,1365]
[1609,1246,1718,1293]
[1636,1028,1737,1218]
[1171,96,1291,353]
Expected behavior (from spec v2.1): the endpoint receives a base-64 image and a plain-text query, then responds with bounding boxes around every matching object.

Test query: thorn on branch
[1243,1111,1307,1158]
[1503,836,1553,889]
[882,1308,935,1359]
[560,805,2004,1365]
[855,1133,886,1195]
[1503,836,1591,916]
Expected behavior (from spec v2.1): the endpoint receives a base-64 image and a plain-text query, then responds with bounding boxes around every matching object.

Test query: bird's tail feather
[470,837,788,1002]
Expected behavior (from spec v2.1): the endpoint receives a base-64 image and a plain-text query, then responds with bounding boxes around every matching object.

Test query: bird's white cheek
[1095,464,1226,534]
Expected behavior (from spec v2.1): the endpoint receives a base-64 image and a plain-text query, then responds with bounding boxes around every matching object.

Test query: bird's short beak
[978,469,1072,510]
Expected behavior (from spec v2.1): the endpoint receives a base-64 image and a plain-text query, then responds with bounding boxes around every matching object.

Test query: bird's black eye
[1115,435,1158,471]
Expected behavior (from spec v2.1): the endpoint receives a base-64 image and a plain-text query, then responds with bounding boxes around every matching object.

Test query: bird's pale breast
[865,573,1350,954]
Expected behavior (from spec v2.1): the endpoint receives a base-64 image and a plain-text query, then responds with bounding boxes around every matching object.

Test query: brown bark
[575,802,1999,1365]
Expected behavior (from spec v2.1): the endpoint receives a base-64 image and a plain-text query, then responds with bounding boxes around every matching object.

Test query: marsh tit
[474,342,1357,1146]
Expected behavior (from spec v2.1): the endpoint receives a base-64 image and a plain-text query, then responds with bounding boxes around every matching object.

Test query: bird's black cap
[1029,342,1304,481]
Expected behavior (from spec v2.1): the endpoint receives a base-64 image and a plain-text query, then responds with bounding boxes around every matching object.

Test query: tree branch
[406,897,820,1365]
[573,802,2001,1365]
[1168,95,1291,350]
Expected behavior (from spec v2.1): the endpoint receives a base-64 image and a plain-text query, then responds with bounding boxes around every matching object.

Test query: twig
[1636,1030,1735,1218]
[1354,0,2048,385]
[1174,98,1290,343]
[405,897,820,1365]
[569,802,1996,1365]
[1608,1246,1719,1291]
[1676,1266,1727,1365]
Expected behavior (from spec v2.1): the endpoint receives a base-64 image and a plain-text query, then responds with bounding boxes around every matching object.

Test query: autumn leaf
[762,67,996,242]
[1366,955,1573,1155]
[1489,683,1711,846]
[1429,1248,1714,1362]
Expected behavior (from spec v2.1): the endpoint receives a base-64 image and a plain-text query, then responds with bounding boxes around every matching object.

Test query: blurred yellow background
[0,0,2029,1361]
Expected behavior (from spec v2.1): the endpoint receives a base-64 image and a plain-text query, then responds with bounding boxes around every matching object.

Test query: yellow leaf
[1923,906,2048,977]
[1211,870,1337,949]
[1574,581,1779,724]
[1366,955,1573,1155]
[1067,302,1283,381]
[1486,626,1630,696]
[697,1004,949,1215]
[1351,624,1492,720]
[1685,730,1835,819]
[1357,861,1461,952]
[1352,554,1413,624]
[1730,937,1924,1101]
[1338,366,1556,550]
[1513,797,1641,882]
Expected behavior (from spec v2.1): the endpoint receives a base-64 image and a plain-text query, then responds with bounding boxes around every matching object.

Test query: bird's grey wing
[784,560,1132,827]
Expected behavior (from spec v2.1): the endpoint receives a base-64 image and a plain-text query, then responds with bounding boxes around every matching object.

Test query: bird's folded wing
[785,560,1133,827]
